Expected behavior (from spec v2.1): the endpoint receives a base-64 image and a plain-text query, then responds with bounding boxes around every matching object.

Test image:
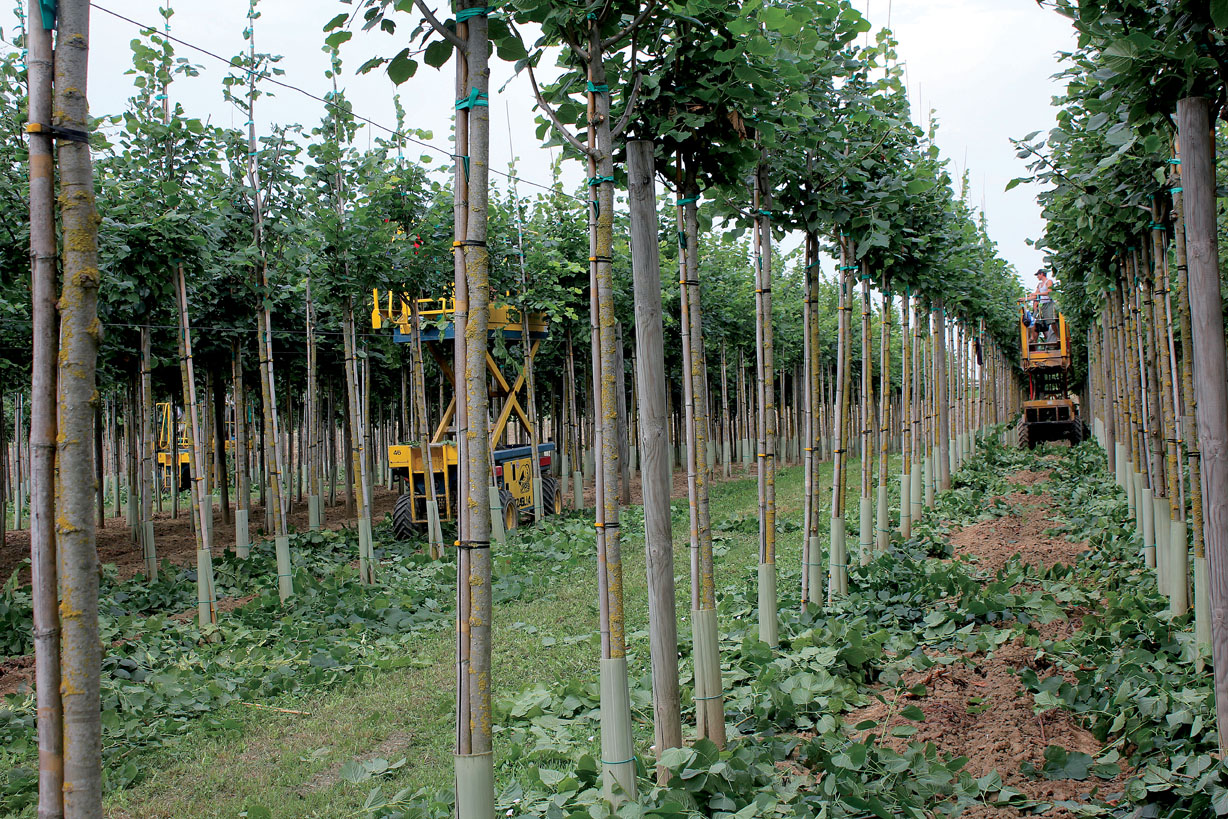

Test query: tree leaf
[423,39,453,69]
[387,51,418,85]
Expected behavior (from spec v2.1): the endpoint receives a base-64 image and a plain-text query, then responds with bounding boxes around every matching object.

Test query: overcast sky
[79,1,1076,285]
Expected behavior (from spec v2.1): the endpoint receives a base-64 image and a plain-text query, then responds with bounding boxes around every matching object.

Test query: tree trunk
[26,1,63,810]
[1176,97,1228,752]
[934,300,951,492]
[627,139,681,779]
[54,0,103,809]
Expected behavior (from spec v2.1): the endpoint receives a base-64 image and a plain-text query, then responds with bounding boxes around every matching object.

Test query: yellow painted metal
[487,341,540,448]
[371,289,550,525]
[503,456,535,508]
[370,291,547,338]
[1019,298,1072,371]
[155,401,190,478]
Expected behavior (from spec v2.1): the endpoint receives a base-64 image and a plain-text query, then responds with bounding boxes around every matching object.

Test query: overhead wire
[89,2,585,203]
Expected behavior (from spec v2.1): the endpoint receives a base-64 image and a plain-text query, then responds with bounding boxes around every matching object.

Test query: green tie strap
[455,5,493,21]
[455,89,488,110]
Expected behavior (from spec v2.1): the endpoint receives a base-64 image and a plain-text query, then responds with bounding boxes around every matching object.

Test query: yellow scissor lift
[1017,298,1086,448]
[155,402,234,490]
[156,402,192,489]
[371,291,562,541]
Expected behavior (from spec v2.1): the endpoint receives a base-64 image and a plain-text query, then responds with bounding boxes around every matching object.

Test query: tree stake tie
[455,89,488,110]
[586,81,610,95]
[603,755,636,764]
[456,6,494,21]
[456,540,491,551]
[677,195,699,206]
[25,122,89,144]
[677,230,687,248]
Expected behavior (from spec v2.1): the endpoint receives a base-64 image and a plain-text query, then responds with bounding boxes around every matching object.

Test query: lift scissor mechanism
[371,290,561,539]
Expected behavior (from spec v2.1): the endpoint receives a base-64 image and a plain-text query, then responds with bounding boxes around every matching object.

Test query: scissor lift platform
[371,292,561,539]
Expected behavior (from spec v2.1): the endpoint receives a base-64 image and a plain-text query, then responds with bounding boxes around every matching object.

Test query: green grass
[102,458,876,819]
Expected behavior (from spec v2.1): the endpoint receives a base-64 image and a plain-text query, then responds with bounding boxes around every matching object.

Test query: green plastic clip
[455,88,488,110]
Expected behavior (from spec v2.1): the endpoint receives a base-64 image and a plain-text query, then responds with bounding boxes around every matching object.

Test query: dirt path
[1,488,402,587]
[843,467,1124,817]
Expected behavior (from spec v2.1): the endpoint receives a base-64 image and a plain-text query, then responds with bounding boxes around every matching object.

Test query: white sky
[77,0,1075,285]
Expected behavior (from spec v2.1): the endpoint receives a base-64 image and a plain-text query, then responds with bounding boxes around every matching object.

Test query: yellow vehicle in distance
[1017,296,1086,448]
[156,401,191,489]
[371,291,562,540]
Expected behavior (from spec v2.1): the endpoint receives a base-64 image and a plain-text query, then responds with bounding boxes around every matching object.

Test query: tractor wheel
[1069,420,1085,446]
[500,487,519,532]
[540,476,561,519]
[392,493,420,541]
[1017,423,1029,450]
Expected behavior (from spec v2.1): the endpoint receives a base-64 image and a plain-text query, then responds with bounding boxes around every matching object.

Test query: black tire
[1069,420,1085,446]
[540,475,561,519]
[499,487,519,531]
[392,493,420,541]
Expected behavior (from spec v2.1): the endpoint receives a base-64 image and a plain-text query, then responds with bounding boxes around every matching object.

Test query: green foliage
[0,571,32,656]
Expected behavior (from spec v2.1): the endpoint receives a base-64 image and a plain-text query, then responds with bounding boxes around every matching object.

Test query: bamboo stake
[176,265,217,627]
[858,273,874,566]
[1172,179,1208,648]
[876,290,891,554]
[139,328,157,577]
[829,244,852,600]
[233,340,251,557]
[753,161,778,646]
[900,290,912,539]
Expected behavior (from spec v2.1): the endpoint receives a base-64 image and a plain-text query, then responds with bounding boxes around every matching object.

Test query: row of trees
[349,0,1027,813]
[1022,0,1228,754]
[6,1,1034,816]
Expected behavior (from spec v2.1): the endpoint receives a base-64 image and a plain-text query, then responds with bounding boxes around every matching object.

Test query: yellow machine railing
[1018,297,1070,371]
[370,291,547,338]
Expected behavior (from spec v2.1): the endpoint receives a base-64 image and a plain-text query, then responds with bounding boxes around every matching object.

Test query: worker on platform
[1029,269,1056,345]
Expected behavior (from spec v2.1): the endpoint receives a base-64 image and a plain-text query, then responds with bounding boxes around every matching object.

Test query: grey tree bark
[54,1,103,811]
[1176,97,1228,752]
[627,140,681,779]
[26,0,63,812]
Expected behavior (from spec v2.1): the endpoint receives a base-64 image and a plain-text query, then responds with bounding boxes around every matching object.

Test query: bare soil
[0,653,34,698]
[1007,469,1052,488]
[844,638,1126,817]
[0,488,402,587]
[948,476,1089,576]
[839,465,1122,816]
